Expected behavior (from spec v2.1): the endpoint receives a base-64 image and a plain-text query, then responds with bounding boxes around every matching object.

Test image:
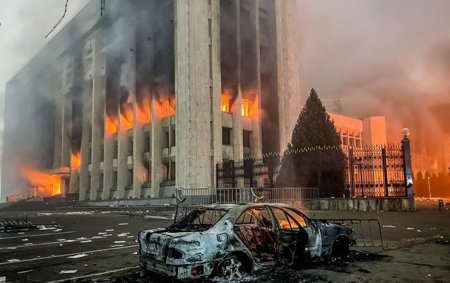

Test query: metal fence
[344,145,406,197]
[318,218,384,248]
[216,143,410,198]
[178,187,319,206]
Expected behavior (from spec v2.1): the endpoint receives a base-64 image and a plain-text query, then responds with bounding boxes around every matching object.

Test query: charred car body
[138,203,355,281]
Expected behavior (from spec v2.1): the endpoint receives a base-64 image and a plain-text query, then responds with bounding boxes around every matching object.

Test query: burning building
[1,0,301,202]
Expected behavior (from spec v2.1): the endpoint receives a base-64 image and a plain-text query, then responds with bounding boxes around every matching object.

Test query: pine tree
[276,89,345,197]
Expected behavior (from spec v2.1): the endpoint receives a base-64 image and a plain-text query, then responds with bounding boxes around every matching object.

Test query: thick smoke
[105,0,174,118]
[298,0,450,173]
[220,0,280,154]
[1,0,176,201]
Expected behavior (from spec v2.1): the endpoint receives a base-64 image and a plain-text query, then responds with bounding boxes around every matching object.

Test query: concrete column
[102,123,115,200]
[275,0,301,153]
[251,0,262,158]
[210,0,223,189]
[79,83,92,201]
[62,93,74,196]
[69,168,79,194]
[233,0,244,188]
[89,32,106,201]
[175,0,219,189]
[53,95,62,168]
[132,103,145,199]
[402,136,414,198]
[151,98,164,197]
[117,121,130,199]
[117,21,136,200]
[61,95,72,167]
[233,0,244,162]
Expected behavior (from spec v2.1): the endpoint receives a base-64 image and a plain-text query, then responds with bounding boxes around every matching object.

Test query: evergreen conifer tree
[276,89,345,197]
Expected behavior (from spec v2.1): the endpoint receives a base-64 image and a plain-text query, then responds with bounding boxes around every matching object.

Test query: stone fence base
[302,197,415,212]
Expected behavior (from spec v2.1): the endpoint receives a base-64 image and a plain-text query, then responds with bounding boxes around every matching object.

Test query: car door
[269,207,308,266]
[285,208,322,258]
[233,207,277,263]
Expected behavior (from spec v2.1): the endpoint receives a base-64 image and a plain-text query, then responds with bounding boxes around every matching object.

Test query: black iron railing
[216,143,410,198]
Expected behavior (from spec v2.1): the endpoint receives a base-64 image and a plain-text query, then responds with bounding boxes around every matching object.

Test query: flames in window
[105,115,119,136]
[154,97,176,118]
[136,97,151,125]
[241,100,250,117]
[71,152,81,169]
[120,103,134,131]
[222,95,230,113]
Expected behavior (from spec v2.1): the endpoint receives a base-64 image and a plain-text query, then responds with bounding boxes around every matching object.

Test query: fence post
[382,146,389,197]
[267,157,274,188]
[249,158,254,188]
[231,160,236,188]
[216,163,219,188]
[349,148,355,197]
[401,136,414,197]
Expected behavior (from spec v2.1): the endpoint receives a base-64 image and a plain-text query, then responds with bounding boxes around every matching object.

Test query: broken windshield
[168,209,228,232]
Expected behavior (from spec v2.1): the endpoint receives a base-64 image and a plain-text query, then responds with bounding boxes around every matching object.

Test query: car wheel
[332,236,350,258]
[215,254,249,281]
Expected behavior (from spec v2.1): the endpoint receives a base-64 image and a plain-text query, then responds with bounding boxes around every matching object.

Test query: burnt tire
[331,236,350,258]
[214,254,250,282]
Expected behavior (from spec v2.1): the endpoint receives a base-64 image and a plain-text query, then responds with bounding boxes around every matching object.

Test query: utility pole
[427,176,431,199]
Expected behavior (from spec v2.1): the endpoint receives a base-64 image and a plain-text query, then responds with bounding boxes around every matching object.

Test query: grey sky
[0,0,88,201]
[1,0,449,109]
[298,0,450,139]
[0,0,89,91]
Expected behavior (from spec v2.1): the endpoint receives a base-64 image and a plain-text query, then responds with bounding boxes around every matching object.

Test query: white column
[150,98,164,197]
[90,31,106,201]
[275,0,301,153]
[175,0,219,189]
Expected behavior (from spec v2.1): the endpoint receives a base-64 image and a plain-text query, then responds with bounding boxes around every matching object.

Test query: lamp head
[401,128,410,138]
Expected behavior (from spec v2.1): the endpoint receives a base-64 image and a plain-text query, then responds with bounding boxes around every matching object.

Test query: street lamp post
[427,176,431,199]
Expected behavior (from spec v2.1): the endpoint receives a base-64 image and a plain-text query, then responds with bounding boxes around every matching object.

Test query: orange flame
[242,100,250,117]
[120,103,134,130]
[105,115,119,136]
[155,97,176,119]
[71,152,81,169]
[21,165,61,196]
[221,95,230,113]
[136,97,151,125]
[137,167,149,183]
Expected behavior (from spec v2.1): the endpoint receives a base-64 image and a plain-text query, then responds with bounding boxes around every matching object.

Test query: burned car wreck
[138,203,355,281]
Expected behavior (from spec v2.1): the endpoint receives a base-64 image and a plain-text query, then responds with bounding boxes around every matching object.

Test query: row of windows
[221,96,251,117]
[81,127,250,166]
[222,127,251,148]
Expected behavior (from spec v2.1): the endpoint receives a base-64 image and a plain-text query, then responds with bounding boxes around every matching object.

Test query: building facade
[328,112,387,147]
[1,0,301,202]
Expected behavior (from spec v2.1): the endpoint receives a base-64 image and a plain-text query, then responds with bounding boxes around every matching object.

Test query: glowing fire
[105,115,119,136]
[137,167,149,183]
[221,95,230,112]
[136,97,151,125]
[242,100,250,117]
[21,165,61,196]
[120,103,134,130]
[71,152,81,169]
[155,98,176,118]
[221,89,258,118]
